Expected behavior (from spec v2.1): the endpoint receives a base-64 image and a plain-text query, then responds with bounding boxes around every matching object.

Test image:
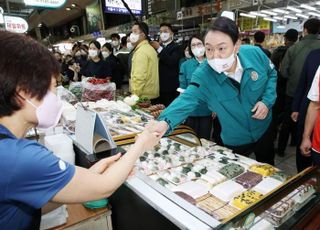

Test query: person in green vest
[154,16,277,165]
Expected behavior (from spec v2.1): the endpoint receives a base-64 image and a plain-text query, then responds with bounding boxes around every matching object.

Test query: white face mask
[160,32,171,42]
[112,40,119,48]
[88,49,98,58]
[130,33,140,44]
[207,51,236,74]
[127,42,134,51]
[102,51,110,59]
[192,47,205,58]
[75,51,81,57]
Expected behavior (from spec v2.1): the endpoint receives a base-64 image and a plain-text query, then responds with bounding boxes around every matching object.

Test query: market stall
[50,85,320,230]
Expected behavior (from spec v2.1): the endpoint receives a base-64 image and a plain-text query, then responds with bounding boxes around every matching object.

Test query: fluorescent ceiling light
[240,13,256,18]
[277,25,286,29]
[287,6,302,13]
[261,10,277,16]
[273,9,289,14]
[316,2,320,6]
[301,4,317,11]
[284,15,298,19]
[250,11,267,17]
[263,17,277,22]
[296,13,309,19]
[308,12,320,17]
[274,16,284,20]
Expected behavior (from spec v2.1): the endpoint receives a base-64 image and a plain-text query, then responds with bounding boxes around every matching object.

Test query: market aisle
[248,143,297,175]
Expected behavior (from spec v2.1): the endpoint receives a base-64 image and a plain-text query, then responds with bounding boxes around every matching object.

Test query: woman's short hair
[0,31,60,117]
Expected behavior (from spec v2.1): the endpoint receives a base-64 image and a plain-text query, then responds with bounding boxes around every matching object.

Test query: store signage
[24,0,66,9]
[272,20,305,33]
[105,0,142,15]
[0,7,4,24]
[4,16,28,33]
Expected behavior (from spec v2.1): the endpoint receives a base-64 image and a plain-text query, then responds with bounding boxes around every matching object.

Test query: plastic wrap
[82,78,116,102]
[69,82,83,101]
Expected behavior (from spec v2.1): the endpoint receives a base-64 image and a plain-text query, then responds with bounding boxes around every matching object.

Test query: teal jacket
[179,58,211,117]
[159,45,277,146]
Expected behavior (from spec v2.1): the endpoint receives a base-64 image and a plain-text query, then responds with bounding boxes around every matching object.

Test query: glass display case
[106,132,320,230]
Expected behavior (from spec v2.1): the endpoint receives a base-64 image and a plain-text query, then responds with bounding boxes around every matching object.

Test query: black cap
[284,29,298,42]
[134,21,150,41]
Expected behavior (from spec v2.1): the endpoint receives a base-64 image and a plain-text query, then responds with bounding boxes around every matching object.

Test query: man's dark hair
[241,37,250,44]
[304,18,320,35]
[134,22,149,38]
[110,33,120,40]
[205,17,239,44]
[160,22,173,32]
[0,31,60,117]
[121,36,127,47]
[284,29,298,42]
[254,31,266,43]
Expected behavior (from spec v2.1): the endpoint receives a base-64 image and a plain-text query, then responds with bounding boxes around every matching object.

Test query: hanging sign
[24,0,66,9]
[0,7,4,24]
[105,0,142,15]
[4,16,28,33]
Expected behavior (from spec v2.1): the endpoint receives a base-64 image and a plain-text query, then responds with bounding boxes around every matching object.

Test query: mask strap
[26,99,38,109]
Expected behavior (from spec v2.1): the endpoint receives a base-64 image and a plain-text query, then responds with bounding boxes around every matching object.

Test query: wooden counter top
[51,204,111,229]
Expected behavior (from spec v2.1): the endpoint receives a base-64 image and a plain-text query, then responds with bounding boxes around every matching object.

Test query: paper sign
[75,106,116,154]
[24,0,66,8]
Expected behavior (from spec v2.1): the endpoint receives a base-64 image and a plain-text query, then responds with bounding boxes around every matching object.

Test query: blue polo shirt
[0,125,75,229]
[159,45,277,146]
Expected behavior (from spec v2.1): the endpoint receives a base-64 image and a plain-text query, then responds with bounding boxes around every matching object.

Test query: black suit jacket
[292,48,320,125]
[158,42,182,93]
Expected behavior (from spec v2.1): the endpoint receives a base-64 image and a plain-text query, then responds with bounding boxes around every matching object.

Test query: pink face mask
[26,91,63,130]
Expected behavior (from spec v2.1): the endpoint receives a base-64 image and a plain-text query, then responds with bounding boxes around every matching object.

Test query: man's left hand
[251,101,269,120]
[150,41,160,49]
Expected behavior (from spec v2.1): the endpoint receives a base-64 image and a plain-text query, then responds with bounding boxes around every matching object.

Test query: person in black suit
[291,48,320,172]
[254,31,271,58]
[150,23,182,106]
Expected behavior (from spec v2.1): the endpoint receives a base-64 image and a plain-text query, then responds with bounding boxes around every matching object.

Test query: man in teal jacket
[156,17,277,165]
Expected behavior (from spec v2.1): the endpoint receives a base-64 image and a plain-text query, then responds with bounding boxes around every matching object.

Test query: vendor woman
[0,31,160,229]
[156,16,277,165]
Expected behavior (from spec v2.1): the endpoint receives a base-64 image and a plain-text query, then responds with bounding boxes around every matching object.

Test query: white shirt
[224,56,243,83]
[307,65,320,102]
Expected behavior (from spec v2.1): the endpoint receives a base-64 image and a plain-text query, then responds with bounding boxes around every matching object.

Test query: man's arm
[301,101,319,155]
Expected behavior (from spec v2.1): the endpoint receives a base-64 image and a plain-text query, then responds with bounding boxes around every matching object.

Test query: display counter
[105,133,320,230]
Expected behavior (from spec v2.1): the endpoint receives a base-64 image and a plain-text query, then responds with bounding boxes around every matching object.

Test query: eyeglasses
[191,42,204,48]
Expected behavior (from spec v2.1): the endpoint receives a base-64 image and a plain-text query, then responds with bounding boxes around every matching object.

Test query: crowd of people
[52,18,320,171]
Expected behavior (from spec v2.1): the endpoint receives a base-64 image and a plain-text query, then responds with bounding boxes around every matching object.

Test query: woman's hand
[135,120,163,151]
